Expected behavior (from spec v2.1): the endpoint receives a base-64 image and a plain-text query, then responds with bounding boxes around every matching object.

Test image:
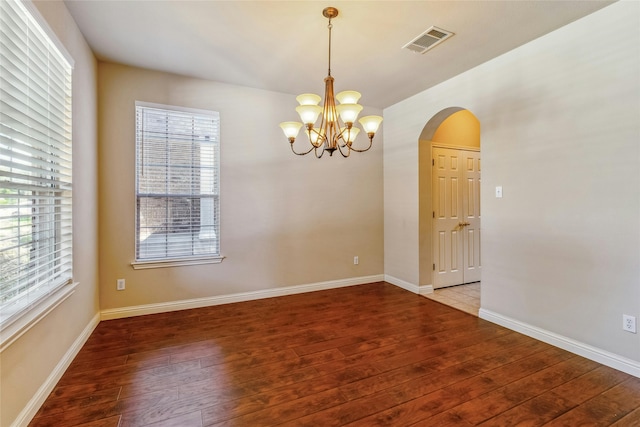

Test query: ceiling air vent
[403,26,454,54]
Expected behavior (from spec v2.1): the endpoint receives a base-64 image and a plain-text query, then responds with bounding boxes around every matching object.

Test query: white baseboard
[384,275,419,294]
[384,275,433,295]
[12,312,100,427]
[419,285,434,295]
[101,274,385,320]
[479,308,640,378]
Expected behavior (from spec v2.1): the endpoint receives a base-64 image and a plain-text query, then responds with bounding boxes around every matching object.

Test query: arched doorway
[419,108,481,314]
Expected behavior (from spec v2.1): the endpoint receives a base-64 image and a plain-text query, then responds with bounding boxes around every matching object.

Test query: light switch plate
[495,186,503,198]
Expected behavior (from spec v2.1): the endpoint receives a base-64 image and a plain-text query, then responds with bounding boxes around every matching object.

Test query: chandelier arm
[345,135,374,153]
[316,119,328,149]
[309,127,326,148]
[289,141,316,156]
[335,123,350,147]
[336,141,351,157]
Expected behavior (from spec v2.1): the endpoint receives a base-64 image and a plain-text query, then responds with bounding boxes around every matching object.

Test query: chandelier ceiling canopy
[279,7,383,158]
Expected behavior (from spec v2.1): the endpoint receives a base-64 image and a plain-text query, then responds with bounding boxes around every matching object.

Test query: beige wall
[385,1,640,363]
[1,1,99,426]
[98,63,384,311]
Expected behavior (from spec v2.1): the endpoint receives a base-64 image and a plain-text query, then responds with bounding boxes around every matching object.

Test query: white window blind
[135,103,220,262]
[0,0,73,325]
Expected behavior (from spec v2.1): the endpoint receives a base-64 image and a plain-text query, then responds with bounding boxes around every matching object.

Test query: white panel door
[432,147,481,288]
[432,148,464,288]
[462,151,481,283]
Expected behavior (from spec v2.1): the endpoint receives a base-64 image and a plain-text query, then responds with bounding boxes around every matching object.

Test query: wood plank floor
[29,282,640,426]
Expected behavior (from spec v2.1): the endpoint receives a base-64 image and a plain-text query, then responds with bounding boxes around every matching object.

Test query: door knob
[458,221,471,227]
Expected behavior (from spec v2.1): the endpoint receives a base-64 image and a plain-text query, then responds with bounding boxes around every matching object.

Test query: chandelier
[279,7,383,158]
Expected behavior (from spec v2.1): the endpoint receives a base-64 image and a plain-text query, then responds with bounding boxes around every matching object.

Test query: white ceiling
[63,0,614,109]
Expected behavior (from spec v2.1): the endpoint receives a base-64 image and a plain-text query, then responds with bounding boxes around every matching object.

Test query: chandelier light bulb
[296,93,322,106]
[336,103,363,125]
[336,90,361,105]
[359,115,383,135]
[340,126,360,146]
[279,122,303,141]
[295,104,323,126]
[307,128,326,146]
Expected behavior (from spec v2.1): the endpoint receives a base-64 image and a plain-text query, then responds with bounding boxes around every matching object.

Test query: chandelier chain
[327,19,332,77]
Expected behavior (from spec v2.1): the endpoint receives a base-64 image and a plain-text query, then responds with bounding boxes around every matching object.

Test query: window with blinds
[135,103,220,263]
[0,0,73,326]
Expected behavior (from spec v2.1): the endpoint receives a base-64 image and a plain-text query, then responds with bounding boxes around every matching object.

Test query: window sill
[0,281,79,353]
[131,255,225,270]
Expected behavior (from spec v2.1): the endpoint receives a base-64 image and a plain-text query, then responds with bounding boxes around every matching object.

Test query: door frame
[431,144,481,288]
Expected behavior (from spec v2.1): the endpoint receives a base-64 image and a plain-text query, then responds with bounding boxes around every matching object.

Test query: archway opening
[432,109,480,148]
[419,107,481,315]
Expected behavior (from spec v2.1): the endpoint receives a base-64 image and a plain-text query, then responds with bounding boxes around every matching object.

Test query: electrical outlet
[117,279,125,291]
[623,314,636,333]
[354,256,359,265]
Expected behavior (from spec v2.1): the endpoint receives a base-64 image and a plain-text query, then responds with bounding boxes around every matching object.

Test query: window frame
[131,101,223,270]
[0,0,76,350]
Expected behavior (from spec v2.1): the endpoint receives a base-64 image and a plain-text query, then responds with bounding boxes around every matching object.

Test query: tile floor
[424,282,480,316]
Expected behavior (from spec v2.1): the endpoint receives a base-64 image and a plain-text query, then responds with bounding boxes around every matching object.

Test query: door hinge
[433,263,436,271]
[432,159,435,166]
[432,211,435,218]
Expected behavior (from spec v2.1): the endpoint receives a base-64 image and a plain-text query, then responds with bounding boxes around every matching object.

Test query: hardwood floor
[29,282,640,426]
